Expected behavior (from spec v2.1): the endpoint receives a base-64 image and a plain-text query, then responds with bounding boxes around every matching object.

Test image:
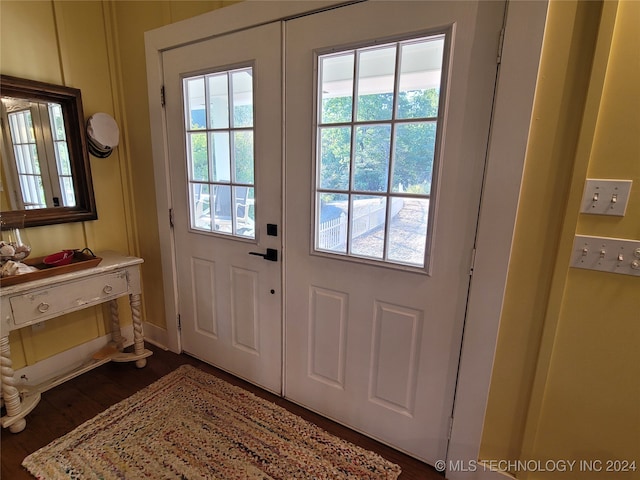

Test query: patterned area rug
[22,364,401,479]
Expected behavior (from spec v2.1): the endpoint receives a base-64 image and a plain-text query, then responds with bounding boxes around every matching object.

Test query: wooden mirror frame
[0,75,97,228]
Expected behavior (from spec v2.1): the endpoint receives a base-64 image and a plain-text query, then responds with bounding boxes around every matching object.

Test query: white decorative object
[1,214,31,263]
[0,251,151,433]
[86,113,119,158]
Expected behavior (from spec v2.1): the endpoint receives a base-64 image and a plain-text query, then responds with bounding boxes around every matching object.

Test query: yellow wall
[481,1,639,478]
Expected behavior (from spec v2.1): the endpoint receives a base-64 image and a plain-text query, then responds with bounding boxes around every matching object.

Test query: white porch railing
[317,199,403,251]
[318,215,347,250]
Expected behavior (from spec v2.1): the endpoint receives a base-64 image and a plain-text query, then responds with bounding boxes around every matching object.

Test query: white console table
[0,251,152,433]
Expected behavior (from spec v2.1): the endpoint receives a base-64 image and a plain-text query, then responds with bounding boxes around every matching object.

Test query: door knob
[249,248,278,262]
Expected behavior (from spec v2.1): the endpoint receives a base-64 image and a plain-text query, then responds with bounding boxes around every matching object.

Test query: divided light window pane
[186,78,205,130]
[397,39,444,119]
[233,130,254,184]
[315,34,445,269]
[356,46,396,122]
[232,69,253,128]
[209,132,231,182]
[184,66,256,239]
[320,53,354,124]
[391,122,437,194]
[353,124,391,193]
[189,132,208,181]
[319,126,351,190]
[350,195,386,259]
[208,74,229,129]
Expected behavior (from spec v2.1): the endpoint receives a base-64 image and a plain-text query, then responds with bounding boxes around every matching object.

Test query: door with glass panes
[163,22,282,394]
[284,1,504,463]
[162,0,504,463]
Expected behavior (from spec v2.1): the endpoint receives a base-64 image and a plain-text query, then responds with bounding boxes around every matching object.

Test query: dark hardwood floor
[1,343,444,479]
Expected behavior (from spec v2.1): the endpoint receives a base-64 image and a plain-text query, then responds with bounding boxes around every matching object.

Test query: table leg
[130,293,146,368]
[109,299,125,350]
[0,336,26,433]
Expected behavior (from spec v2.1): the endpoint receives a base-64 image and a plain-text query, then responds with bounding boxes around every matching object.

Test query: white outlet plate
[580,179,632,216]
[571,235,640,276]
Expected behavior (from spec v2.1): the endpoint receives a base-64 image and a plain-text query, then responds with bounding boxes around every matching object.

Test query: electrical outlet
[580,179,632,216]
[571,235,640,276]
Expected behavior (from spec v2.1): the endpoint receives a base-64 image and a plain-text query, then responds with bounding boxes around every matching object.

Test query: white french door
[161,0,504,464]
[162,23,283,394]
[284,1,504,463]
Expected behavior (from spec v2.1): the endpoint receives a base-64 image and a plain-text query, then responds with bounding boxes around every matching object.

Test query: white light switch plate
[571,235,640,276]
[580,179,632,216]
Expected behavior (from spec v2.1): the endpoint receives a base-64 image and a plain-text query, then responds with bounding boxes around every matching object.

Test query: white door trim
[144,1,548,475]
[447,2,548,478]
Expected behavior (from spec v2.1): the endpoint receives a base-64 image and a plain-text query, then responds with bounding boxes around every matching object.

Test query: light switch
[571,235,640,276]
[580,179,632,216]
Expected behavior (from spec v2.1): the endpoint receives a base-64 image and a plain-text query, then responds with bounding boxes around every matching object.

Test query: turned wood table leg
[0,336,26,433]
[130,293,146,368]
[109,299,125,350]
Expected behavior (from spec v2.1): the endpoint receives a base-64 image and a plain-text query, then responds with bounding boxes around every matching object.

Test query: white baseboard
[141,321,169,350]
[14,325,134,388]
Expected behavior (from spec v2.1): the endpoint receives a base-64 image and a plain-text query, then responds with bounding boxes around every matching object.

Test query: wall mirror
[0,75,97,228]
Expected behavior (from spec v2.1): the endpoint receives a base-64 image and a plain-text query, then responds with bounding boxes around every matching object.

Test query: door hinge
[497,27,505,64]
[177,314,181,331]
[469,248,477,276]
[160,85,166,107]
[169,208,174,228]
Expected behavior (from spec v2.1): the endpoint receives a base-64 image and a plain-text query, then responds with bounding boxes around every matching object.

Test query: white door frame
[145,2,548,477]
